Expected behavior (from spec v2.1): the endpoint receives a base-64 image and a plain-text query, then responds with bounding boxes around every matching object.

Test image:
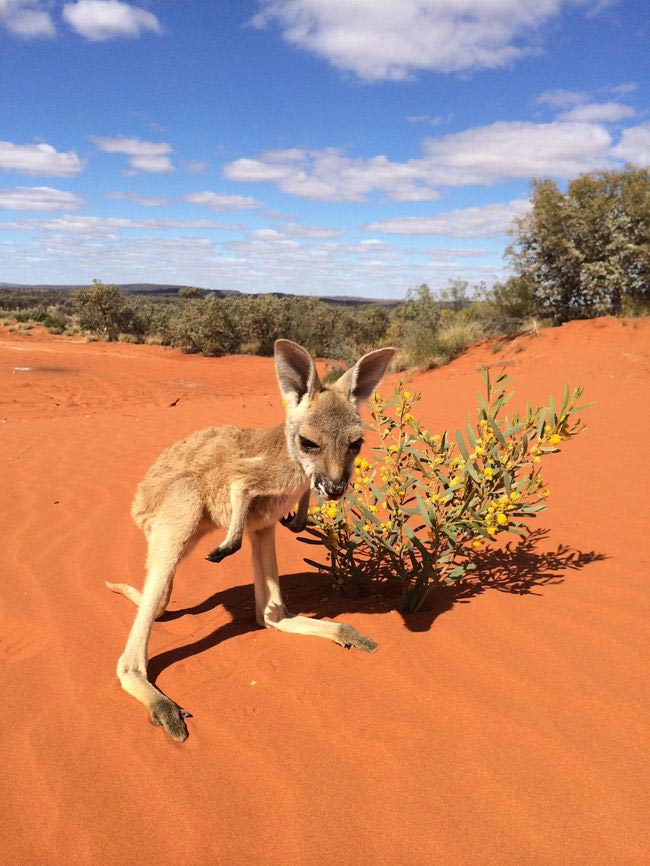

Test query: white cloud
[0,216,510,297]
[105,191,169,207]
[407,114,451,127]
[0,0,56,38]
[559,102,635,123]
[0,186,85,211]
[419,121,613,185]
[606,82,637,97]
[225,148,440,202]
[91,136,174,172]
[0,140,85,176]
[251,222,344,240]
[535,89,587,109]
[224,120,616,202]
[2,215,241,235]
[62,0,161,41]
[365,199,531,238]
[251,0,601,81]
[183,160,209,175]
[279,222,344,239]
[183,191,261,211]
[612,124,650,166]
[426,247,491,259]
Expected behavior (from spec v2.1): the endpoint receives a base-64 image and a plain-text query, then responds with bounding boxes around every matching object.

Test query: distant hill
[0,282,399,306]
[0,281,237,297]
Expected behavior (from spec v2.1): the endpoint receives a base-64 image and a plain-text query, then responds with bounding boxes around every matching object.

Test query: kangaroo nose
[325,480,346,500]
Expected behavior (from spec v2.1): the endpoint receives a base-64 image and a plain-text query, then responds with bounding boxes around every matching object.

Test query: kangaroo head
[274,339,396,500]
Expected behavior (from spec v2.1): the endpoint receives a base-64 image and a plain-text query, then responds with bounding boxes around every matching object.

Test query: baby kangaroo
[107,339,395,742]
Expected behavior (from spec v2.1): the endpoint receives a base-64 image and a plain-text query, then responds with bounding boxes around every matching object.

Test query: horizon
[1,1,648,299]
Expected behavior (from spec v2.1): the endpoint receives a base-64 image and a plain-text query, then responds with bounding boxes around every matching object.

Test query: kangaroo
[107,339,396,742]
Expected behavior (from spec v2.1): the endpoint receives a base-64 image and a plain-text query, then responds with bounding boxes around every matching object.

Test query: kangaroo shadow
[148,528,606,684]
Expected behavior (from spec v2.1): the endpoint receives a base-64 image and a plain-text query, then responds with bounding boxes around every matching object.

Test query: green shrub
[301,370,588,612]
[73,280,126,341]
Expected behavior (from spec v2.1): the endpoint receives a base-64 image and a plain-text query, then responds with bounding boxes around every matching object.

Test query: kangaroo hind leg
[251,525,377,652]
[116,480,203,742]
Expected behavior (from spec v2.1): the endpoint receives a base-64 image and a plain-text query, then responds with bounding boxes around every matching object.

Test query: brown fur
[107,339,395,742]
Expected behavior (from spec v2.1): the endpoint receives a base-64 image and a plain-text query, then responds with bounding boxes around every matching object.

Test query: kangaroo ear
[274,340,322,406]
[333,347,396,404]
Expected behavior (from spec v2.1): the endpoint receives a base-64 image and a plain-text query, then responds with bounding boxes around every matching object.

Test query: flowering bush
[300,369,589,612]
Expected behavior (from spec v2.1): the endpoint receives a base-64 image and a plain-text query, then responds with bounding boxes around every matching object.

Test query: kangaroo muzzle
[314,475,347,500]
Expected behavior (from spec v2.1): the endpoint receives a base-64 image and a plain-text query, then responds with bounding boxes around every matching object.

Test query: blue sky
[0,0,648,298]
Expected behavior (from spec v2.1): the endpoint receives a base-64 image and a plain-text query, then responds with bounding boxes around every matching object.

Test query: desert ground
[1,317,648,866]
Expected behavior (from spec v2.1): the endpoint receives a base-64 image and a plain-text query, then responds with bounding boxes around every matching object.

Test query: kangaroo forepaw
[337,624,378,654]
[206,540,241,563]
[279,512,306,533]
[149,698,190,742]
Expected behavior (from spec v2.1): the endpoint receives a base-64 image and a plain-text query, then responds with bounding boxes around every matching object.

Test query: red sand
[1,319,648,865]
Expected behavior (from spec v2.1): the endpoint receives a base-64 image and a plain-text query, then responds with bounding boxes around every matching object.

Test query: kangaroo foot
[149,698,191,742]
[337,624,378,653]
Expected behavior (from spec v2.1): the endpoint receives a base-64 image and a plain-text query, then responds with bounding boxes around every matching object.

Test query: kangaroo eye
[299,436,320,452]
[349,438,364,453]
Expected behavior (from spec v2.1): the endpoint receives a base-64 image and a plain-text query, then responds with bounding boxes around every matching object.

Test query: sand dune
[1,318,648,865]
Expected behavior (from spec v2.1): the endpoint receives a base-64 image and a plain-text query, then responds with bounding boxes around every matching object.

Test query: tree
[387,284,441,367]
[508,168,650,322]
[73,280,126,340]
[440,278,470,311]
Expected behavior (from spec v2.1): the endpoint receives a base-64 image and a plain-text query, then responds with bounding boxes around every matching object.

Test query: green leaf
[487,414,506,446]
[560,383,570,416]
[415,492,434,526]
[464,460,480,484]
[455,429,470,462]
[303,557,327,571]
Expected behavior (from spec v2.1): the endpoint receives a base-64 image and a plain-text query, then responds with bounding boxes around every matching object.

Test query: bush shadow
[148,528,606,683]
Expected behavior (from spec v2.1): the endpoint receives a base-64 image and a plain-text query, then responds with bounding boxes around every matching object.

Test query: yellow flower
[327,506,337,518]
[404,390,412,400]
[363,523,372,533]
[533,456,541,464]
[404,413,415,425]
[432,434,441,443]
[485,513,494,525]
[487,526,497,536]
[388,444,399,453]
[354,456,362,467]
[483,467,494,479]
[360,458,370,470]
[509,491,520,502]
[368,504,377,512]
[542,489,550,497]
[549,434,561,446]
[496,512,508,526]
[472,539,483,549]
